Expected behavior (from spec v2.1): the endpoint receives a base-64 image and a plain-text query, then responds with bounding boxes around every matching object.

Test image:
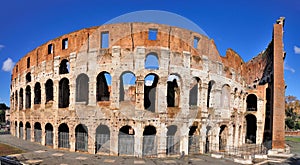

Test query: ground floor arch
[95,124,110,154]
[75,124,88,152]
[25,122,31,141]
[245,114,257,144]
[143,125,157,156]
[166,125,179,155]
[118,125,135,155]
[219,125,228,151]
[34,122,42,143]
[58,123,70,148]
[19,122,23,139]
[188,125,200,154]
[45,123,53,146]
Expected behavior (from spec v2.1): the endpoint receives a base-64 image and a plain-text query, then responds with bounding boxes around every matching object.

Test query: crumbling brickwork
[9,18,285,157]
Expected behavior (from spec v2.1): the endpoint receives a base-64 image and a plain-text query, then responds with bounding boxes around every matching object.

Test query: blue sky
[0,0,299,106]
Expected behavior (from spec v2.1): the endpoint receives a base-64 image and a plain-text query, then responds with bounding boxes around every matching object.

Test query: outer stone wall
[9,20,285,157]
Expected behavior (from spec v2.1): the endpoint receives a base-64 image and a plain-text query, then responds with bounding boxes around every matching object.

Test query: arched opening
[26,72,31,83]
[34,122,42,143]
[188,126,199,154]
[245,114,257,144]
[207,80,215,108]
[144,74,159,112]
[59,59,69,74]
[59,78,70,108]
[58,123,70,148]
[167,74,180,107]
[119,72,136,102]
[45,79,54,103]
[221,84,231,108]
[246,94,257,111]
[166,125,179,155]
[219,125,228,151]
[189,77,201,106]
[143,125,157,156]
[25,86,31,109]
[96,72,111,101]
[145,53,159,70]
[34,82,41,104]
[15,90,18,110]
[75,124,88,151]
[19,88,23,110]
[118,125,135,155]
[95,125,110,153]
[25,122,31,141]
[76,74,89,104]
[19,121,23,139]
[15,121,18,137]
[45,123,53,146]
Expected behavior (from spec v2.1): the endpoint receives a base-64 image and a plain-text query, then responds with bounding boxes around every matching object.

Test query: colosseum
[9,14,286,157]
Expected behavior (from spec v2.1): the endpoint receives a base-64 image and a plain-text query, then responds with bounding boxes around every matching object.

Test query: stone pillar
[134,125,143,157]
[157,124,167,157]
[199,124,207,154]
[69,126,75,152]
[41,126,46,146]
[180,125,189,155]
[69,53,76,111]
[110,46,121,109]
[157,77,167,113]
[53,125,58,149]
[110,128,118,155]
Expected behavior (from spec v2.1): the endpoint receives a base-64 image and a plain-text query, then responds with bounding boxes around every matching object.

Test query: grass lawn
[286,136,300,154]
[0,143,23,156]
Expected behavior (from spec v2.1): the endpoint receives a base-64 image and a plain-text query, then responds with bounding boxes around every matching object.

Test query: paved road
[0,134,239,165]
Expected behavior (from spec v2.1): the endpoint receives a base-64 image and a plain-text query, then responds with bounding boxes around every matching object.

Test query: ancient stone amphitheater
[9,14,286,157]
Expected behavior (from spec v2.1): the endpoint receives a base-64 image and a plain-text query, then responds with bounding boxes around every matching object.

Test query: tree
[285,95,300,130]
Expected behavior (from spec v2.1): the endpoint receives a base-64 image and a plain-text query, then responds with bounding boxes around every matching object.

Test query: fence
[58,132,70,148]
[208,143,267,158]
[96,134,110,153]
[142,135,157,156]
[34,129,42,143]
[45,130,53,146]
[118,135,134,155]
[75,132,88,151]
[26,128,31,141]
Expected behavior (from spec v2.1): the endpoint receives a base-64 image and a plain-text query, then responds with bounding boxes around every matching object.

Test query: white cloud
[294,46,300,54]
[284,62,295,73]
[0,45,4,51]
[2,58,15,72]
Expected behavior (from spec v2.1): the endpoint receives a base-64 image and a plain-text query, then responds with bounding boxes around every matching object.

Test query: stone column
[110,46,121,110]
[134,125,143,157]
[69,125,75,152]
[110,127,118,156]
[53,125,58,149]
[157,124,167,157]
[180,124,189,155]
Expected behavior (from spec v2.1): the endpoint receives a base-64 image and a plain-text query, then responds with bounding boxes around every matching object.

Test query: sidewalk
[0,134,240,165]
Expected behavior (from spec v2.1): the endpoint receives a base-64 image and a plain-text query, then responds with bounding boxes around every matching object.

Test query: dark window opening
[16,65,18,73]
[34,82,41,104]
[219,125,228,151]
[144,74,159,112]
[167,74,180,107]
[101,32,109,48]
[189,77,200,106]
[246,94,257,111]
[76,74,89,104]
[26,72,31,83]
[19,122,23,139]
[245,114,257,144]
[59,78,70,108]
[119,72,136,102]
[193,37,199,48]
[48,44,53,54]
[148,29,158,40]
[45,79,53,103]
[15,90,18,110]
[25,86,31,109]
[27,57,30,68]
[59,59,69,74]
[145,53,159,70]
[96,72,111,101]
[62,38,68,50]
[19,88,23,110]
[207,81,215,108]
[34,122,42,143]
